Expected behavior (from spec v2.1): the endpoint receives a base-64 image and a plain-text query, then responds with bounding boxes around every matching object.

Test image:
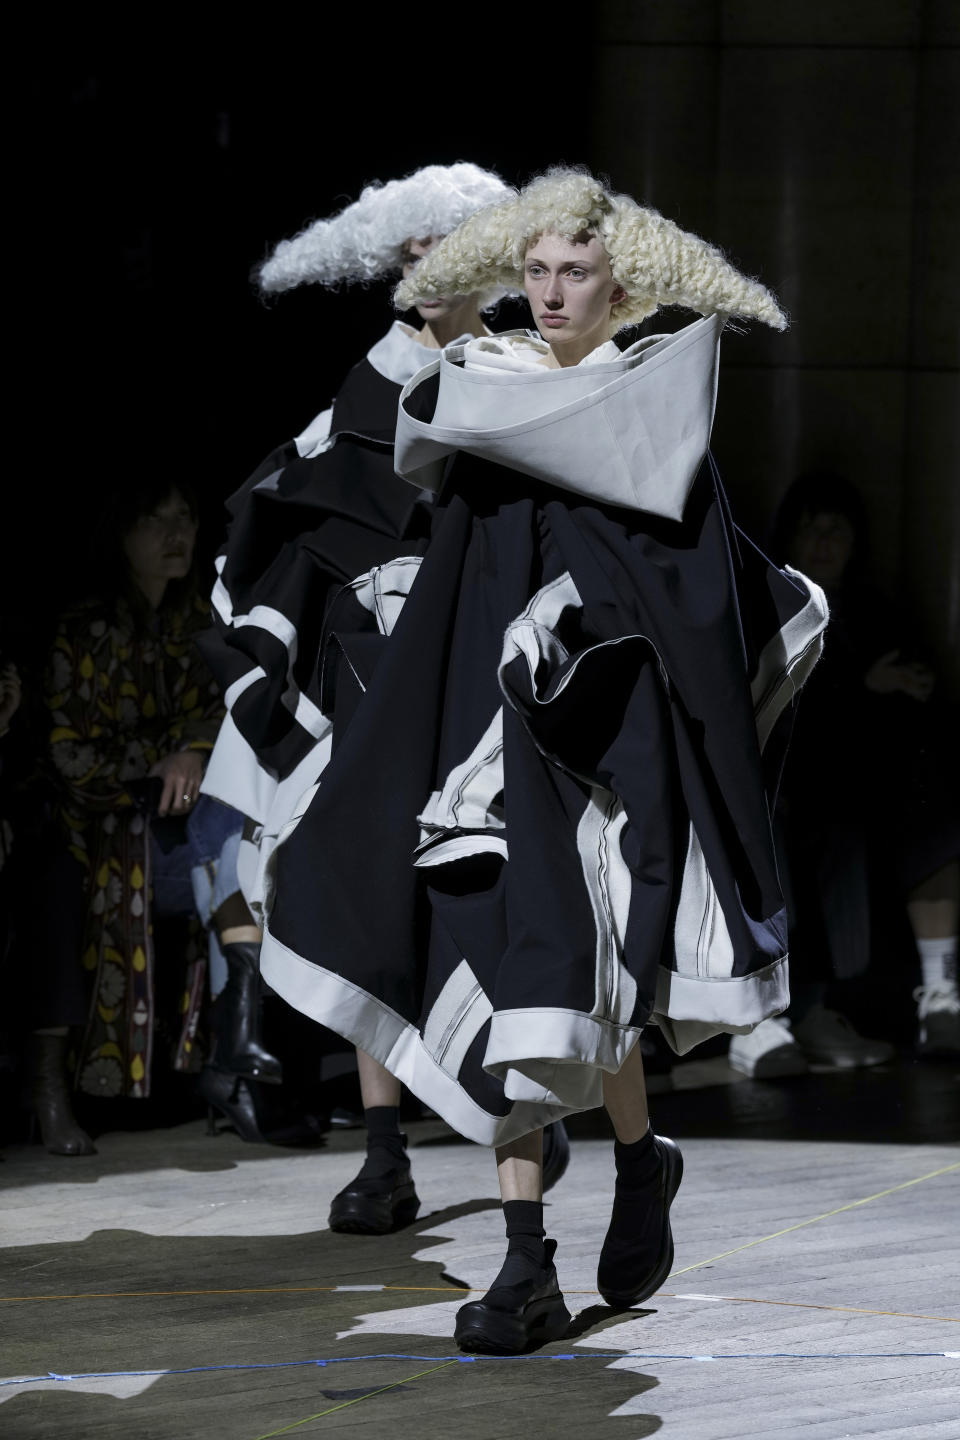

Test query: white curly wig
[394,167,787,332]
[257,162,513,295]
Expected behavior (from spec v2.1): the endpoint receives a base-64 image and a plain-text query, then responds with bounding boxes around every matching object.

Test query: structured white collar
[394,315,726,520]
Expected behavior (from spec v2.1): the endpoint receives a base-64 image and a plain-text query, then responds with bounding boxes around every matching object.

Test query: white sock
[915,936,958,989]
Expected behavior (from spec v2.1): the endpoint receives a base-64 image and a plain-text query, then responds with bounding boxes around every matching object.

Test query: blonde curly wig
[394,167,787,332]
[258,162,513,295]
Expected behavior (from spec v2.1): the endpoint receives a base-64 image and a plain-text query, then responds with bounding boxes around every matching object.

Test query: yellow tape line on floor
[668,1159,960,1278]
[249,1358,461,1438]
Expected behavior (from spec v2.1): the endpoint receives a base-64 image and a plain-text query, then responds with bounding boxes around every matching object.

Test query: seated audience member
[35,478,282,1152]
[730,472,959,1076]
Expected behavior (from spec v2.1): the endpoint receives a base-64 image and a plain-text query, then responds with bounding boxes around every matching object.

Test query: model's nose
[543,283,563,309]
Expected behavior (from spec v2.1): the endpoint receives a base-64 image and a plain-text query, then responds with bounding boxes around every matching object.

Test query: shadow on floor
[1,1203,662,1439]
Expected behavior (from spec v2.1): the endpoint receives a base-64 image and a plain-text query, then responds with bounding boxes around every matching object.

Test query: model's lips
[540,315,568,326]
[419,299,444,308]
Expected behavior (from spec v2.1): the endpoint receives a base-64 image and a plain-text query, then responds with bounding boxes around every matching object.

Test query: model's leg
[454,1127,570,1355]
[908,860,959,1055]
[329,1048,419,1235]
[602,1038,649,1141]
[597,1036,683,1310]
[356,1048,402,1108]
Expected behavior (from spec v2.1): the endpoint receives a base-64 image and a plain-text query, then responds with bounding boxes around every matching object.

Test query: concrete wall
[589,1,959,687]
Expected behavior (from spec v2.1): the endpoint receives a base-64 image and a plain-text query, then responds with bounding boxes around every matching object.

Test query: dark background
[13,3,959,690]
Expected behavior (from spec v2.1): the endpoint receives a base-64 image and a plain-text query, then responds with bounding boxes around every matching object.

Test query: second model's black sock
[613,1125,659,1190]
[357,1106,407,1178]
[490,1200,548,1289]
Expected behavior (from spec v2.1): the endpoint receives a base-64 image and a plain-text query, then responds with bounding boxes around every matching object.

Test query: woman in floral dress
[40,479,276,1148]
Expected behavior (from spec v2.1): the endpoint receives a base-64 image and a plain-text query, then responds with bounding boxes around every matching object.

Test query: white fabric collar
[366,321,444,386]
[394,315,726,519]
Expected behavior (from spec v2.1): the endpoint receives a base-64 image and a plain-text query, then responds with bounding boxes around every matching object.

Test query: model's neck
[417,304,488,351]
[544,319,612,369]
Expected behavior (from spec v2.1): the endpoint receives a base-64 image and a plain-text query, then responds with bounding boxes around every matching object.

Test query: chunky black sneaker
[542,1120,570,1194]
[454,1238,571,1355]
[328,1162,420,1234]
[597,1134,683,1309]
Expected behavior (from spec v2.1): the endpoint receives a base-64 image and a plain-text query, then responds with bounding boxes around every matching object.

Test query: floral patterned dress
[45,593,224,1098]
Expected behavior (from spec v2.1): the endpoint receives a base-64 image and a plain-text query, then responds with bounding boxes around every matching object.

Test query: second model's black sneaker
[328,1161,420,1234]
[597,1133,683,1309]
[454,1238,571,1355]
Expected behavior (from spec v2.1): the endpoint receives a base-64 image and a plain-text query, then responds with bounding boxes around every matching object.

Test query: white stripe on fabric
[291,690,329,740]
[575,787,637,1025]
[294,405,333,459]
[414,835,508,868]
[211,575,233,626]
[421,958,494,1077]
[673,824,736,981]
[751,568,829,752]
[223,665,266,710]
[347,556,424,637]
[252,467,286,493]
[235,604,299,658]
[418,708,504,839]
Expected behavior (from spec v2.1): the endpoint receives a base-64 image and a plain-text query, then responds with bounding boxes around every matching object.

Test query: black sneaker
[597,1134,683,1309]
[328,1161,420,1234]
[454,1238,571,1355]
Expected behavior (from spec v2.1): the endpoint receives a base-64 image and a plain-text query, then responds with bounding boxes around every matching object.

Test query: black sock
[358,1106,407,1177]
[613,1125,659,1189]
[489,1200,548,1289]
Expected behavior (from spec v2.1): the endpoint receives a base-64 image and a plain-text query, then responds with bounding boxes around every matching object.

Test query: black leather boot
[329,1138,420,1234]
[209,941,282,1084]
[31,1033,96,1156]
[454,1238,571,1355]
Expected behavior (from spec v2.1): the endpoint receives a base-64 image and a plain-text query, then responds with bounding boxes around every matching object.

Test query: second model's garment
[199,322,446,910]
[260,318,829,1144]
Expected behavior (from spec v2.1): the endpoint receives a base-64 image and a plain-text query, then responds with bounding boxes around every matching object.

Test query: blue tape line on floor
[3,1350,957,1387]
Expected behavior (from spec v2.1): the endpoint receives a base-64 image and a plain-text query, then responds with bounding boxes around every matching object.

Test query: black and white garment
[199,322,445,909]
[260,317,829,1145]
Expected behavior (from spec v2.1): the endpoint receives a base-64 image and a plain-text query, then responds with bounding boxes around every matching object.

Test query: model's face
[788,509,855,586]
[524,232,625,350]
[402,234,468,323]
[122,490,197,586]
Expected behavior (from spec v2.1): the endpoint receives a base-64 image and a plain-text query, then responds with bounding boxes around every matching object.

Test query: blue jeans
[150,795,245,997]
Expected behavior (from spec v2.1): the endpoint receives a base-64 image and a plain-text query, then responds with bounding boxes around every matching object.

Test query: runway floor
[1,1054,957,1438]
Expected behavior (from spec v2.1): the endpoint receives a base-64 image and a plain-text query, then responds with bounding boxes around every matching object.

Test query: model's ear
[610,283,628,306]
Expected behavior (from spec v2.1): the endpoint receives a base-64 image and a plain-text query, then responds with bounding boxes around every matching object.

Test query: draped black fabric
[198,359,433,789]
[261,447,822,1144]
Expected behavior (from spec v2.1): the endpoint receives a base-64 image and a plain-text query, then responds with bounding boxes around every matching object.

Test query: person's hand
[864,649,935,702]
[0,662,22,734]
[148,750,205,816]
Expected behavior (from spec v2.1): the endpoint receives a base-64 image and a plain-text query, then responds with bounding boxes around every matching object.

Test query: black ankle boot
[209,941,282,1085]
[597,1131,683,1309]
[329,1139,420,1234]
[454,1237,571,1355]
[31,1034,96,1156]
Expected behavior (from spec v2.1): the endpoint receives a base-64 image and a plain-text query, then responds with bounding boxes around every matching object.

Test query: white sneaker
[914,983,960,1056]
[791,1005,894,1070]
[728,1017,809,1078]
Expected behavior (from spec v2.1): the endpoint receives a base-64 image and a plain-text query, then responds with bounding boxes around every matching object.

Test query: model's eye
[568,269,585,280]
[526,264,546,277]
